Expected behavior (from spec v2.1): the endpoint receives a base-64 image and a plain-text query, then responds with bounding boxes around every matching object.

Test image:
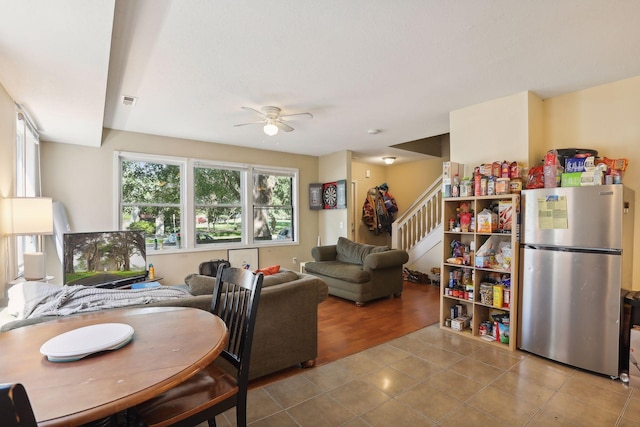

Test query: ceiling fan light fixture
[383,157,396,165]
[264,122,278,136]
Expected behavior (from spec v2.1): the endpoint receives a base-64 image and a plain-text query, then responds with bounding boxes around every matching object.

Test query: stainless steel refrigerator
[520,185,634,377]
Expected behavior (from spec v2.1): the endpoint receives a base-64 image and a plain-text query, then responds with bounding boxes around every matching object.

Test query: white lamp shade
[383,157,396,165]
[3,197,54,236]
[264,122,279,136]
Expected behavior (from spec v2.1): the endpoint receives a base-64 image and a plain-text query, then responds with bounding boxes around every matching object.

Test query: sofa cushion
[186,269,300,295]
[184,273,216,296]
[262,269,299,288]
[304,261,370,284]
[335,237,389,265]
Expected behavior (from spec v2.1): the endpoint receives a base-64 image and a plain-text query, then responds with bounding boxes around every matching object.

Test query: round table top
[0,307,228,427]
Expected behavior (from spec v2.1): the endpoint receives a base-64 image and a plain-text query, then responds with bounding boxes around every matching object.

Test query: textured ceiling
[2,0,640,165]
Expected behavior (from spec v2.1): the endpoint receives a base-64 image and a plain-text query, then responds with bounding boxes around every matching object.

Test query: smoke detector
[121,95,138,106]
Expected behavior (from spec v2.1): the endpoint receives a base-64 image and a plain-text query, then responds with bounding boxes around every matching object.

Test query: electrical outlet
[292,257,297,264]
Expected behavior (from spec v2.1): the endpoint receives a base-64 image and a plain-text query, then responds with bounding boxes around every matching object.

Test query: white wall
[40,129,320,286]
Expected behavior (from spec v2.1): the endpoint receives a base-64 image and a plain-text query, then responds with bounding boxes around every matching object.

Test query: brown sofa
[304,237,409,306]
[1,269,328,381]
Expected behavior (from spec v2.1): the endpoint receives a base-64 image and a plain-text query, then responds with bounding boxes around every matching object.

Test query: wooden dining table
[0,306,228,426]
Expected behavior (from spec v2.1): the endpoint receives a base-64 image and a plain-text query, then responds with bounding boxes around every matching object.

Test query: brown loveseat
[304,237,409,306]
[1,269,328,381]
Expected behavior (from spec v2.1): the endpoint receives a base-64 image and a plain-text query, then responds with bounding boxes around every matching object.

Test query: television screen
[63,231,147,288]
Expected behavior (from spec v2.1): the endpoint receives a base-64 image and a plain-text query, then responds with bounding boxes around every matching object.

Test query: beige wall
[450,78,640,288]
[543,75,640,287]
[0,83,16,293]
[317,151,350,247]
[351,156,446,247]
[40,128,320,285]
[351,160,389,246]
[450,91,542,173]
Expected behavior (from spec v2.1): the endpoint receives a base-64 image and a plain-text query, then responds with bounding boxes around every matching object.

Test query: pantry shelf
[440,194,520,351]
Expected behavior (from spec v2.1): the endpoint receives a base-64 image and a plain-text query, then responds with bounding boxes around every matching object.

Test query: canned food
[480,177,488,196]
[487,176,495,196]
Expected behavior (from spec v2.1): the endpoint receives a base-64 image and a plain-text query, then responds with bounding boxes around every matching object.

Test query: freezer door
[522,185,624,250]
[520,247,622,377]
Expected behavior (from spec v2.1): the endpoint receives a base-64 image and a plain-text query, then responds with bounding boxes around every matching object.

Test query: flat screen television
[63,230,147,288]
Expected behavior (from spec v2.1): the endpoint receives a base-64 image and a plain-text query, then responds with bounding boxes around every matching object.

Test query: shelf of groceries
[439,148,630,350]
[440,190,519,351]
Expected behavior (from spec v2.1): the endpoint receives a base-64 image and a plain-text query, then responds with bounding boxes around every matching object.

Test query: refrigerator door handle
[523,244,622,255]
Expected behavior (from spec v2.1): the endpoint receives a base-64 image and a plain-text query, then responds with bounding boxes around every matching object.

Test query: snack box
[561,171,604,187]
[565,156,595,173]
[561,172,581,187]
[498,200,512,231]
[451,316,471,331]
[442,162,463,197]
[477,209,497,233]
[475,255,495,268]
[580,170,603,186]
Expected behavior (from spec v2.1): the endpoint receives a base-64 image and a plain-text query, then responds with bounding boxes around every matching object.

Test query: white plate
[40,323,134,362]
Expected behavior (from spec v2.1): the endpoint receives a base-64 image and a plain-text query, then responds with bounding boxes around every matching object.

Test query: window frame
[251,166,297,244]
[115,152,299,253]
[14,106,42,277]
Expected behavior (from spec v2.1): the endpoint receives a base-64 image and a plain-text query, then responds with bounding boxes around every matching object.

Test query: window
[118,154,185,251]
[14,107,41,275]
[252,169,294,243]
[116,152,297,252]
[194,165,243,245]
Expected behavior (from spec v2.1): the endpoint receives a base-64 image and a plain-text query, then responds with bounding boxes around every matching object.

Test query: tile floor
[211,323,640,426]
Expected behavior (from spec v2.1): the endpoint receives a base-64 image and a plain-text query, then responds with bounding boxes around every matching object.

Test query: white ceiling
[2,1,640,165]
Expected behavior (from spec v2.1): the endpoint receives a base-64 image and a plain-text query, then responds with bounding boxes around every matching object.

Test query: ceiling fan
[234,106,313,136]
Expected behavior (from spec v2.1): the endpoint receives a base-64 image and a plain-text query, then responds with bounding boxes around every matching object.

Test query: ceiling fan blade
[280,112,313,121]
[233,120,265,127]
[275,121,294,132]
[241,106,268,118]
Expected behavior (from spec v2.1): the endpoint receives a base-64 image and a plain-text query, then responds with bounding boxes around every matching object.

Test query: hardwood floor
[250,280,441,388]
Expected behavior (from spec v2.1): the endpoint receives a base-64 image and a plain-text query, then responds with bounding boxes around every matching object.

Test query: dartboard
[323,183,338,209]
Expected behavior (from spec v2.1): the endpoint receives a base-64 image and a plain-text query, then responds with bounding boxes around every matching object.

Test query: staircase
[391,175,443,266]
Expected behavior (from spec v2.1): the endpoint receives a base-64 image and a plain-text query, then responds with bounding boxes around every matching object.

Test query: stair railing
[392,175,443,252]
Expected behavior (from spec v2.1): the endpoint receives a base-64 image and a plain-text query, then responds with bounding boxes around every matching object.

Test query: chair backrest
[211,264,263,387]
[0,383,37,427]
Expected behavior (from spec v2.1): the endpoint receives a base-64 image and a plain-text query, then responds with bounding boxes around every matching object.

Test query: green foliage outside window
[119,154,296,249]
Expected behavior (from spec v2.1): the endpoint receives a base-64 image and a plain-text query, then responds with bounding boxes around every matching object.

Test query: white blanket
[8,282,192,320]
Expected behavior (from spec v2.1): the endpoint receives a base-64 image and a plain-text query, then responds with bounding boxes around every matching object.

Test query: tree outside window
[253,171,294,243]
[117,153,297,251]
[194,166,242,244]
[120,159,182,250]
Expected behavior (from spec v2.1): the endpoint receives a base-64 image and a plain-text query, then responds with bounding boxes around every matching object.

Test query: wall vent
[122,95,138,106]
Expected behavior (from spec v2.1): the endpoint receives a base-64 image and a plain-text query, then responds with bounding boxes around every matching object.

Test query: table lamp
[3,197,53,280]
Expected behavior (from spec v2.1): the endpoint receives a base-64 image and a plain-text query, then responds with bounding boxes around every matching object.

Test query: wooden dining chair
[134,265,264,427]
[0,383,38,427]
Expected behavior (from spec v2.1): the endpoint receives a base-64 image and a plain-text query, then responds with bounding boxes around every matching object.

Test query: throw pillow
[256,265,280,276]
[184,273,216,296]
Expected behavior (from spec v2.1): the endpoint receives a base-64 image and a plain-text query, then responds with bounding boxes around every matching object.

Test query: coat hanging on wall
[362,183,398,235]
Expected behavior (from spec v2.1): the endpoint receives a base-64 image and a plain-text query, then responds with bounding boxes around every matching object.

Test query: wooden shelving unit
[439,194,520,351]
